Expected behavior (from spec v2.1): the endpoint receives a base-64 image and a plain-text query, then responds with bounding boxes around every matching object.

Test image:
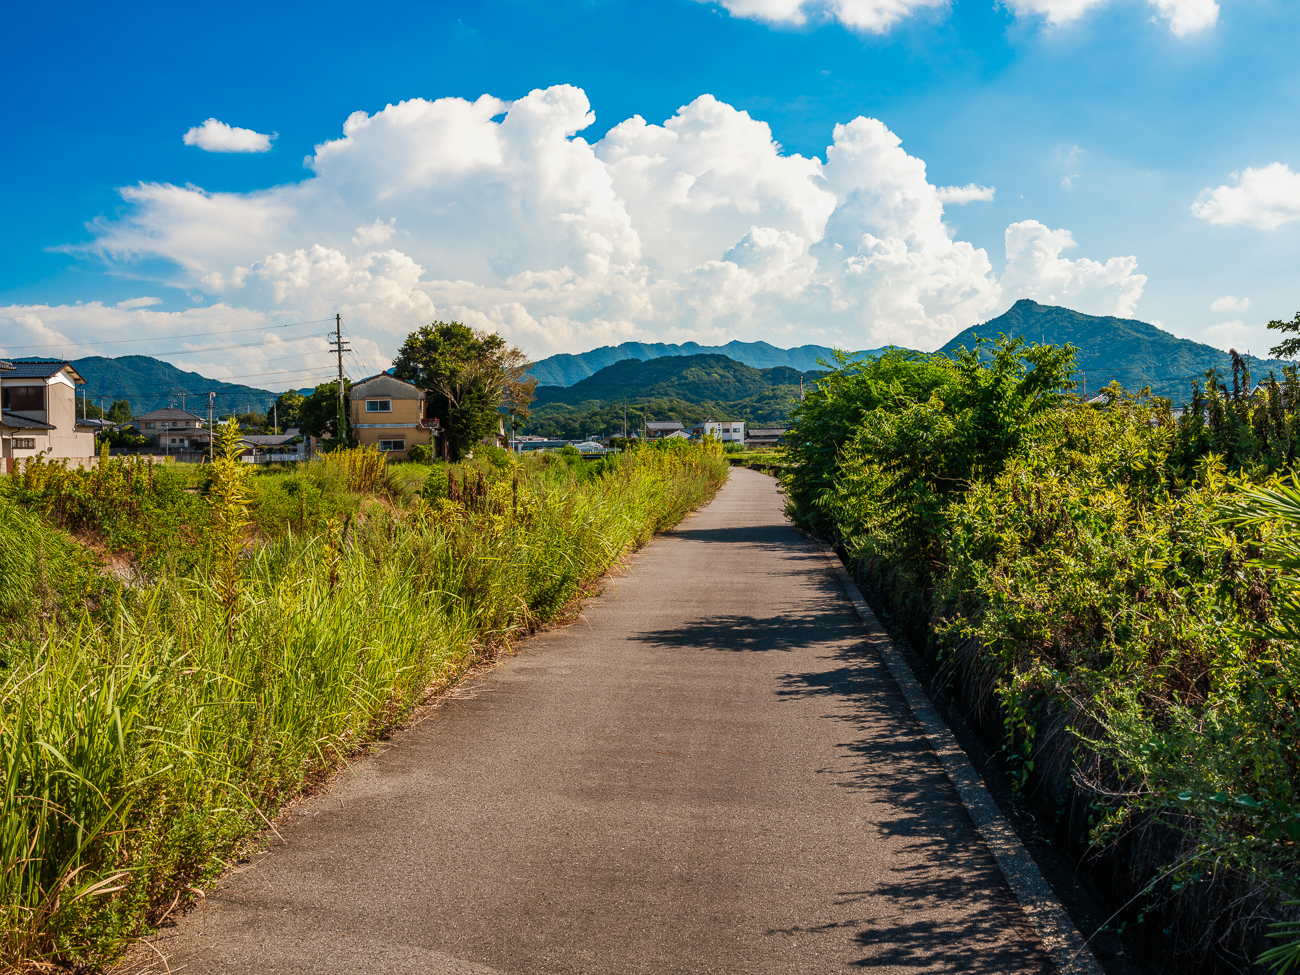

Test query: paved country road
[134,467,1055,974]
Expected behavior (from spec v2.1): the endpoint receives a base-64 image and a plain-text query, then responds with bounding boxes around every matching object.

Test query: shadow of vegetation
[629,610,857,653]
[771,637,1055,972]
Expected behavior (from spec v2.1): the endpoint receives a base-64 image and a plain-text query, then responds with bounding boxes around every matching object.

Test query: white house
[689,419,745,443]
[1,360,97,470]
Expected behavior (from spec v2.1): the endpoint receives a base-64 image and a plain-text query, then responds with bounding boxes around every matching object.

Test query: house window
[145,422,155,429]
[2,385,44,412]
[378,439,405,451]
[13,437,36,449]
[366,400,392,413]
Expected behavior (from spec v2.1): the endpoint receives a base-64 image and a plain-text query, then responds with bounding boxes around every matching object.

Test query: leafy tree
[298,380,352,441]
[1268,310,1300,359]
[393,321,534,460]
[107,399,133,423]
[274,389,305,430]
[96,426,152,450]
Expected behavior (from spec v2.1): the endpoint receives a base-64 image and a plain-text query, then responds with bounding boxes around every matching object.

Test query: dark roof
[0,360,13,371]
[4,360,85,383]
[645,420,684,430]
[135,407,205,421]
[1,410,55,430]
[239,434,302,447]
[351,373,425,397]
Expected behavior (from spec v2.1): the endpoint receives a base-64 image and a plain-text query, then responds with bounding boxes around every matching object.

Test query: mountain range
[525,339,883,386]
[16,355,282,416]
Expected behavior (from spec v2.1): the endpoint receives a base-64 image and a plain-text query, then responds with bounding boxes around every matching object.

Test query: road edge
[821,550,1105,975]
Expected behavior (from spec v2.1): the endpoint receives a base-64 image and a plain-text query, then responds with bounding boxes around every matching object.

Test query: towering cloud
[4,86,1145,377]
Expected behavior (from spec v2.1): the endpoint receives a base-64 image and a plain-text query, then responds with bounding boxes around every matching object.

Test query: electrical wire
[3,317,336,352]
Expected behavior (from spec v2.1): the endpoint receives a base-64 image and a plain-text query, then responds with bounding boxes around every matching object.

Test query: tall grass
[0,440,727,971]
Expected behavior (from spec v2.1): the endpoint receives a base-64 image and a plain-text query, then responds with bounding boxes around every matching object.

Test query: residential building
[348,374,440,460]
[132,408,210,453]
[746,427,787,447]
[689,419,745,443]
[1,360,97,470]
[237,434,311,464]
[644,420,684,440]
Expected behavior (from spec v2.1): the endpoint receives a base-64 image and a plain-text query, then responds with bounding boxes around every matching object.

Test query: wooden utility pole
[329,313,349,443]
[273,399,279,436]
[180,391,186,413]
[208,392,215,463]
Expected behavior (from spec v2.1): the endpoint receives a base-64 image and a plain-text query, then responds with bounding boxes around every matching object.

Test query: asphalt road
[138,467,1054,974]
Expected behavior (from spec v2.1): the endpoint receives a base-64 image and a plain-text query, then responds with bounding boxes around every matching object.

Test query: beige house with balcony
[348,374,440,461]
[0,360,97,471]
[132,408,210,453]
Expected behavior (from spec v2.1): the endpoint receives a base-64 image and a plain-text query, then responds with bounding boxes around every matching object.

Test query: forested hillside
[941,300,1291,400]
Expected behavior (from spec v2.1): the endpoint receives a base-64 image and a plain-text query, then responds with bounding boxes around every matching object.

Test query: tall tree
[393,321,534,459]
[274,389,305,429]
[299,380,351,441]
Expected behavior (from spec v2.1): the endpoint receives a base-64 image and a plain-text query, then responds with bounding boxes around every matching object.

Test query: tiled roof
[135,408,205,421]
[4,360,84,382]
[239,434,302,446]
[645,421,684,430]
[1,410,55,430]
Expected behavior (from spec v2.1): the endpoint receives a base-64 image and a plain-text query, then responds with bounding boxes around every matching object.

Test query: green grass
[0,440,728,971]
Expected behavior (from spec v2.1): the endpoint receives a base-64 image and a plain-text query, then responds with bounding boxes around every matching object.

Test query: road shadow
[774,638,1054,973]
[629,610,857,653]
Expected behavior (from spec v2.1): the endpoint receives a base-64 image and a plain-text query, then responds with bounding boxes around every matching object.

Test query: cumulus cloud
[936,183,995,204]
[183,118,276,153]
[713,0,946,32]
[115,296,162,309]
[14,85,1148,378]
[1211,295,1250,312]
[1000,220,1146,318]
[714,0,1213,33]
[1192,163,1300,230]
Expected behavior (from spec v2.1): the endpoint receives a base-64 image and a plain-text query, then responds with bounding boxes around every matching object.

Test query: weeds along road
[136,467,1054,975]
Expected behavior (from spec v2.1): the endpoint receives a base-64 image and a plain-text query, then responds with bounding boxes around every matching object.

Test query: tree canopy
[393,321,534,459]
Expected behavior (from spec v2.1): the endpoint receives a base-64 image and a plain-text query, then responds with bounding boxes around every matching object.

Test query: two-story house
[132,408,210,453]
[689,419,746,443]
[348,374,440,460]
[0,360,97,470]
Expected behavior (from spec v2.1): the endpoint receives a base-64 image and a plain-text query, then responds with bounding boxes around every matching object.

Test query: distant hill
[940,300,1291,401]
[526,339,881,386]
[532,354,822,408]
[524,354,821,438]
[19,355,282,415]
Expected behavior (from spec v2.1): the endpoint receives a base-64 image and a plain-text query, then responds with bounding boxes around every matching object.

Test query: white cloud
[712,0,946,32]
[1000,220,1146,318]
[936,183,995,204]
[1192,163,1300,230]
[183,118,276,153]
[714,0,1213,33]
[20,85,1147,376]
[115,296,162,309]
[1203,319,1250,352]
[1211,295,1250,312]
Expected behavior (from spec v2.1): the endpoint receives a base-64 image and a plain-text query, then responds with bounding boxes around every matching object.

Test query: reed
[0,441,727,971]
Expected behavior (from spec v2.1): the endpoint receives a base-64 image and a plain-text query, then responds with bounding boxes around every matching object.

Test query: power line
[2,317,336,352]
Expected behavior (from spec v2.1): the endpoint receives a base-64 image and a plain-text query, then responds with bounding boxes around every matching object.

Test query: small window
[378,439,405,452]
[14,437,36,449]
[145,422,155,429]
[366,400,392,413]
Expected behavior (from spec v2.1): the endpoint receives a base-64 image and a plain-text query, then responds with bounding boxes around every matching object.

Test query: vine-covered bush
[785,339,1300,972]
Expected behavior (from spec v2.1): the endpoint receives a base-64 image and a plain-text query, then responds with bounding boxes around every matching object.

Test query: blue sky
[2,0,1298,386]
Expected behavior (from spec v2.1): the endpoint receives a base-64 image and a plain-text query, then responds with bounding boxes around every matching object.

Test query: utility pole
[273,399,279,436]
[180,391,186,413]
[208,392,215,463]
[623,402,627,440]
[329,313,350,443]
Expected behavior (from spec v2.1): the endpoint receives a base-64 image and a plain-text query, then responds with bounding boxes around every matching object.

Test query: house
[237,434,311,464]
[1,360,97,471]
[689,419,745,444]
[132,408,210,453]
[348,373,441,461]
[644,420,684,440]
[746,427,787,447]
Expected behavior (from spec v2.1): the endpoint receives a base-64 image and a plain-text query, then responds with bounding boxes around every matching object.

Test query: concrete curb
[822,551,1105,975]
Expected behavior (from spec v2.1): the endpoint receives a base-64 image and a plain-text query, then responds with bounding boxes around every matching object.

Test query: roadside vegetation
[0,428,727,972]
[784,337,1300,973]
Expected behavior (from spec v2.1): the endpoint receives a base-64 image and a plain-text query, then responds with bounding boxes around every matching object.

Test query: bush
[407,443,432,463]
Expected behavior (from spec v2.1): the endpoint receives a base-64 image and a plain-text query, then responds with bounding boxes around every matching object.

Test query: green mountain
[20,355,281,416]
[526,339,880,386]
[524,354,819,438]
[532,354,820,408]
[940,300,1291,401]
